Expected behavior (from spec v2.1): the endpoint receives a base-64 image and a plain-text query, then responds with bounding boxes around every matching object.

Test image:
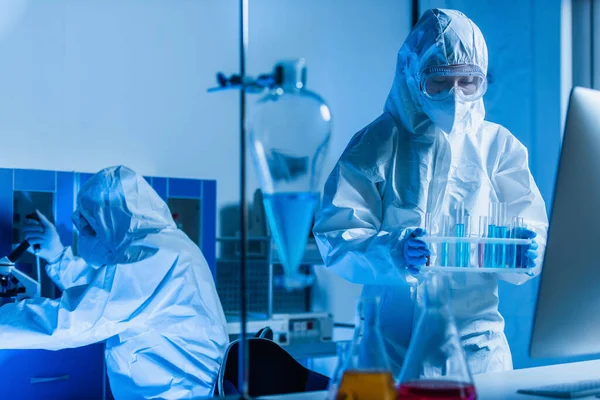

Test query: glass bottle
[398,273,477,399]
[327,341,352,400]
[248,59,332,290]
[337,297,396,400]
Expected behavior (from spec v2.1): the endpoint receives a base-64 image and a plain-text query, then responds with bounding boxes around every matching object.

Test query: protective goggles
[72,210,97,237]
[419,65,487,101]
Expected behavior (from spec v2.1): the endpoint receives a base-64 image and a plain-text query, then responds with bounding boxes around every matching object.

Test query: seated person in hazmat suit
[0,165,228,399]
[313,9,548,378]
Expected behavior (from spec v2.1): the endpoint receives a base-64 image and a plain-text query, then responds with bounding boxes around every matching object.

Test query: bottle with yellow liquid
[335,297,396,400]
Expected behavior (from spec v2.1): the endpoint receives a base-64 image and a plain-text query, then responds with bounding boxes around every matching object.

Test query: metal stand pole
[238,0,250,396]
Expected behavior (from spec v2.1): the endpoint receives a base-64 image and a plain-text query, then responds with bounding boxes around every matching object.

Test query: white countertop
[258,359,600,399]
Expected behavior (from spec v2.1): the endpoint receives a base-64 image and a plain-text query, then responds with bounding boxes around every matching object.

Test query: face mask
[78,234,116,268]
[422,94,471,134]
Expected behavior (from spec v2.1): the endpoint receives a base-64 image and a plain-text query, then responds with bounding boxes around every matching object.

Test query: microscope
[0,240,41,302]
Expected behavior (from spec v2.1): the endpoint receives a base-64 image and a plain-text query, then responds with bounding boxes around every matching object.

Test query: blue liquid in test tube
[441,242,449,266]
[510,216,525,268]
[455,202,470,267]
[478,216,488,268]
[455,223,465,267]
[496,226,508,268]
[495,203,508,268]
[441,215,450,266]
[486,202,497,268]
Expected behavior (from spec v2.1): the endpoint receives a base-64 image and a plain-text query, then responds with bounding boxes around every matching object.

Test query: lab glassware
[398,273,476,400]
[327,341,352,400]
[337,297,396,400]
[249,59,332,289]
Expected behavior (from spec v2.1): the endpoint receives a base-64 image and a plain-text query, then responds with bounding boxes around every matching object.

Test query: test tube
[462,215,471,267]
[424,213,432,266]
[441,215,450,267]
[455,202,465,267]
[478,216,488,268]
[495,203,508,268]
[511,216,525,268]
[486,203,497,268]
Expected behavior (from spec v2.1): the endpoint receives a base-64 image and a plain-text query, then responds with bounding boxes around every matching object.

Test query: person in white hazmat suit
[1,165,228,399]
[313,9,548,378]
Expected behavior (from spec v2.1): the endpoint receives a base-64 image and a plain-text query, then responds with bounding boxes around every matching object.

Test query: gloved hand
[514,227,538,268]
[403,228,431,273]
[22,210,65,263]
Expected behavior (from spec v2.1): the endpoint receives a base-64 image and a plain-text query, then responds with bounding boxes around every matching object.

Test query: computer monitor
[530,86,600,359]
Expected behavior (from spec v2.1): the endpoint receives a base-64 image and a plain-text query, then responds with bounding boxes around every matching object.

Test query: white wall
[0,0,240,204]
[0,0,410,228]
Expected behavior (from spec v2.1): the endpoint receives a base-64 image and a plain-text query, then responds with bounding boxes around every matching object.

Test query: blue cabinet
[0,344,106,400]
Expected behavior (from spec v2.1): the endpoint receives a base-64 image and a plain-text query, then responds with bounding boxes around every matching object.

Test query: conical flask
[248,59,332,290]
[337,297,396,400]
[398,273,477,400]
[327,340,352,400]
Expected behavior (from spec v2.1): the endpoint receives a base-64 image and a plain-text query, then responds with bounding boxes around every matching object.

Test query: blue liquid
[263,192,319,279]
[455,224,466,267]
[508,237,517,269]
[485,225,497,268]
[441,243,449,266]
[515,243,527,268]
[495,226,508,268]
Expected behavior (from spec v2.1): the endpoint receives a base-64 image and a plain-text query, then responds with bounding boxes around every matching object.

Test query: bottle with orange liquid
[335,297,396,400]
[397,273,477,400]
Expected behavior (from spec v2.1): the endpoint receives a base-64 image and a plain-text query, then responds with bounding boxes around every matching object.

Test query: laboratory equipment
[327,341,352,400]
[510,216,524,269]
[518,379,600,398]
[530,87,600,359]
[227,312,334,348]
[478,216,487,268]
[524,87,600,398]
[454,203,471,268]
[485,202,497,268]
[0,240,40,301]
[248,59,332,290]
[422,210,533,273]
[494,203,508,268]
[398,273,476,400]
[337,297,396,400]
[441,215,451,267]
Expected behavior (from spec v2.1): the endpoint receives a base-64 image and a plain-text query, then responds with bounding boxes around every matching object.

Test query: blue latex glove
[514,227,538,268]
[403,228,431,273]
[22,210,65,263]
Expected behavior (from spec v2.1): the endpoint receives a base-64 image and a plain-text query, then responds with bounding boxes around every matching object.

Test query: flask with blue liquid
[249,59,332,290]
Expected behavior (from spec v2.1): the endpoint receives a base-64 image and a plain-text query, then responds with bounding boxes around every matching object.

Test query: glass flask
[248,59,332,290]
[398,273,477,400]
[337,297,396,400]
[327,341,352,400]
